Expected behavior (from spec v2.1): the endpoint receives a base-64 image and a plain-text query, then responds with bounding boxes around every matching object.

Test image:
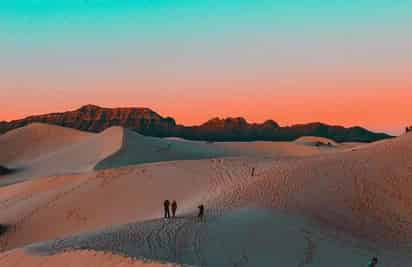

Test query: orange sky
[1,76,411,135]
[1,1,412,136]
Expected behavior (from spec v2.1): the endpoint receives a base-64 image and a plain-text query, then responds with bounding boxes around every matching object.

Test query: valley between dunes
[0,123,411,267]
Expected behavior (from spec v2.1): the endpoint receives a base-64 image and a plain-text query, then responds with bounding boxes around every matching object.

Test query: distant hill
[0,105,392,142]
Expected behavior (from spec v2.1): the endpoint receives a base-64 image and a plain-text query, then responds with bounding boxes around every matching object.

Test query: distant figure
[251,167,255,177]
[171,200,178,218]
[198,204,205,220]
[163,200,170,219]
[367,257,378,267]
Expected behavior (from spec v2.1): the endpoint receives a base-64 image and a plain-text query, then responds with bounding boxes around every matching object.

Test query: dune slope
[0,126,410,266]
[0,123,92,165]
[96,129,230,170]
[0,124,347,187]
[0,126,123,186]
[294,136,338,147]
[0,249,180,267]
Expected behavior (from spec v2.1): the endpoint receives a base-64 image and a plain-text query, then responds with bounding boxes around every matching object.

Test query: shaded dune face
[0,123,347,187]
[95,129,231,170]
[0,124,235,186]
[25,208,377,267]
[0,124,124,186]
[0,124,411,266]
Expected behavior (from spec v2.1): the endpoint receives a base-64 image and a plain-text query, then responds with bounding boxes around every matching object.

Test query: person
[171,200,178,218]
[198,204,204,220]
[163,200,170,219]
[368,257,378,267]
[251,167,255,177]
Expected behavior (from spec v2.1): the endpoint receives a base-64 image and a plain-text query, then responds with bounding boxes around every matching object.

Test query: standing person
[251,167,255,177]
[171,200,178,218]
[163,200,170,219]
[367,257,378,267]
[198,204,204,220]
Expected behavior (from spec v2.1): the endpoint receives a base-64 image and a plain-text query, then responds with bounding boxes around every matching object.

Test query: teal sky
[1,1,411,134]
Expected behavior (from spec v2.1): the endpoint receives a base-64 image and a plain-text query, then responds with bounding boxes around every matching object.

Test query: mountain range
[0,104,392,142]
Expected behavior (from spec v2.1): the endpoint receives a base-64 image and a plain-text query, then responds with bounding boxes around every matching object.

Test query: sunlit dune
[0,123,411,266]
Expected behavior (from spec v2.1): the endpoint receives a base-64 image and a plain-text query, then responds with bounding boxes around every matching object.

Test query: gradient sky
[1,1,411,135]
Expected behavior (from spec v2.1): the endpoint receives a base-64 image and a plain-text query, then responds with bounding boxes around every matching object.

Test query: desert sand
[1,123,411,266]
[0,249,181,267]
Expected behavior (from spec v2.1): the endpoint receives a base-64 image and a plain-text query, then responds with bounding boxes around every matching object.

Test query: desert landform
[0,118,411,267]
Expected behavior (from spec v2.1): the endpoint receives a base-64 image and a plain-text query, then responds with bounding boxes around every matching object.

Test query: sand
[0,123,93,165]
[0,125,122,186]
[294,136,338,147]
[0,249,182,267]
[1,123,411,266]
[0,123,347,187]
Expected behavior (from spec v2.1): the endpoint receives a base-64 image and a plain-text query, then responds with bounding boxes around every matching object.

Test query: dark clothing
[198,205,204,220]
[171,201,177,218]
[368,257,378,267]
[164,200,170,219]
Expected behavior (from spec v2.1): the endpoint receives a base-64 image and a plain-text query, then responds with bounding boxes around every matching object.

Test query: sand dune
[0,249,180,267]
[0,125,123,186]
[215,140,337,158]
[0,123,92,165]
[0,124,348,187]
[0,124,410,266]
[294,136,338,147]
[0,124,227,186]
[95,129,230,170]
[23,207,390,267]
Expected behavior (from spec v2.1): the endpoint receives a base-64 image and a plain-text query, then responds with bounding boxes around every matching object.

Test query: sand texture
[0,123,411,266]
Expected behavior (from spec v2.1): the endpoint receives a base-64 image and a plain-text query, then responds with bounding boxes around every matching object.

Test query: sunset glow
[1,1,411,135]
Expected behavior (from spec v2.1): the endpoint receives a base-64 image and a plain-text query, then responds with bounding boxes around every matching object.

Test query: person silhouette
[368,257,378,267]
[163,200,170,219]
[171,200,177,218]
[198,204,204,220]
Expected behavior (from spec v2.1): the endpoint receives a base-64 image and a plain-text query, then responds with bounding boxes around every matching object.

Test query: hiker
[251,167,255,177]
[163,200,171,219]
[367,257,378,267]
[171,200,178,218]
[198,204,204,220]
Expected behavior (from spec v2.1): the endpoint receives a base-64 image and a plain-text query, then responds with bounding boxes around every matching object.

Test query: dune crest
[96,129,229,170]
[0,123,93,165]
[0,124,411,266]
[0,124,123,186]
[1,123,353,187]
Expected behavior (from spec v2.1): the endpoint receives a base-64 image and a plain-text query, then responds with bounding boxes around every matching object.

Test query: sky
[1,1,411,135]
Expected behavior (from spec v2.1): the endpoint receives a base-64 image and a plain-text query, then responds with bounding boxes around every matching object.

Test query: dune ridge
[0,123,93,165]
[0,123,348,187]
[0,125,124,186]
[0,123,411,266]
